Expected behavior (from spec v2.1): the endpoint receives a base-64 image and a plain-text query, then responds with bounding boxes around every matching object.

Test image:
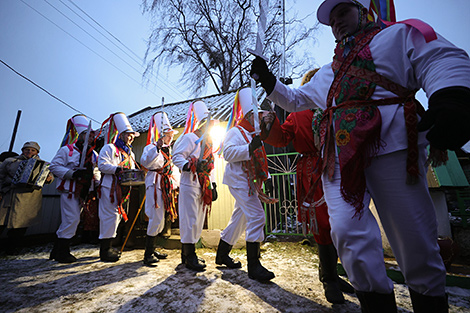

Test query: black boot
[5,227,27,255]
[216,239,242,268]
[53,238,77,263]
[143,236,159,266]
[182,243,206,271]
[100,238,120,262]
[246,241,275,282]
[181,250,205,264]
[153,248,168,259]
[318,244,345,304]
[338,276,355,294]
[355,290,397,313]
[409,288,448,313]
[49,238,58,260]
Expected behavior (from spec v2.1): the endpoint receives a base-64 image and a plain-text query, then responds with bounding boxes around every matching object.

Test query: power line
[64,0,142,62]
[19,0,173,102]
[0,59,100,124]
[64,0,187,101]
[45,0,184,101]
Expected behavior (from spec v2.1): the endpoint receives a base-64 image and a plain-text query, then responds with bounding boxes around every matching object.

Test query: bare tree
[142,0,318,96]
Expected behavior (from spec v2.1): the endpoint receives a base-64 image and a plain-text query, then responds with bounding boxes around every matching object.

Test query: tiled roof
[127,87,267,132]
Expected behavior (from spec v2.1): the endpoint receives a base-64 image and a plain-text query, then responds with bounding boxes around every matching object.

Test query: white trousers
[98,186,122,239]
[322,148,446,296]
[145,185,165,237]
[220,186,265,245]
[178,184,206,244]
[56,193,81,239]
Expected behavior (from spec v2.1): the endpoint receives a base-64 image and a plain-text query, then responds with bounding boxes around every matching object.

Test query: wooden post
[9,110,22,152]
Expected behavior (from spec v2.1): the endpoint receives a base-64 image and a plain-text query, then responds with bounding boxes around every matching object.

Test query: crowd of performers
[1,0,470,311]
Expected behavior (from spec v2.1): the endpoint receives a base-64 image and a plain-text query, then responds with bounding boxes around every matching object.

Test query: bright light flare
[210,124,226,151]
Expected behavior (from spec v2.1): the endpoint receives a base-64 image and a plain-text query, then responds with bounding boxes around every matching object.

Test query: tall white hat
[238,87,270,116]
[317,0,370,25]
[71,114,92,134]
[238,87,253,116]
[153,111,178,135]
[113,112,140,137]
[192,100,209,122]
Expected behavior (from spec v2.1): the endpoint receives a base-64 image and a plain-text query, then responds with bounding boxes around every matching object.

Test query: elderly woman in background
[0,141,53,254]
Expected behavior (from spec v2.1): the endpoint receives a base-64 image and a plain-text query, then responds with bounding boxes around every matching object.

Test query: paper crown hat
[317,0,371,25]
[146,111,178,145]
[60,114,93,147]
[183,100,209,134]
[238,87,270,115]
[101,112,140,145]
[225,87,272,132]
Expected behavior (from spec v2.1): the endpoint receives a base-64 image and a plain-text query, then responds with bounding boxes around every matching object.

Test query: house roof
[127,87,267,133]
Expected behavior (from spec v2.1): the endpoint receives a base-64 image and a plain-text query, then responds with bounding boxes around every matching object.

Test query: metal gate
[263,152,304,236]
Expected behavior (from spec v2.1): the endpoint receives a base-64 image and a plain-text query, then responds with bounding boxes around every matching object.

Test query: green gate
[263,152,305,236]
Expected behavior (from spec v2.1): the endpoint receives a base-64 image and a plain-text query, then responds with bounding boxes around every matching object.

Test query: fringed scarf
[321,23,383,217]
[159,146,178,222]
[110,139,134,222]
[189,128,215,211]
[237,119,278,204]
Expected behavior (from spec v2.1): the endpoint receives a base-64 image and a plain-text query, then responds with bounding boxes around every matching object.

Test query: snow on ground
[0,242,469,313]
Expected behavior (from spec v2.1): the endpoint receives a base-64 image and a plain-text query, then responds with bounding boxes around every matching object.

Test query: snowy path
[0,242,469,312]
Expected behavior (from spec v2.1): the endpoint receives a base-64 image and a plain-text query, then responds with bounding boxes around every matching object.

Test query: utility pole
[9,110,22,152]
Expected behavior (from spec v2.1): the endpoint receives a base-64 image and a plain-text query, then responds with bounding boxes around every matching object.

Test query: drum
[118,169,145,186]
[12,158,51,189]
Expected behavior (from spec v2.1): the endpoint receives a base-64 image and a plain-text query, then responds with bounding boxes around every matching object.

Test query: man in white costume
[251,0,470,311]
[49,114,100,263]
[140,111,179,266]
[98,112,139,262]
[172,100,217,271]
[217,87,275,282]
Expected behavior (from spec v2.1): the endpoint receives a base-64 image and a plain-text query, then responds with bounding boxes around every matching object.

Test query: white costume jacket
[220,125,267,244]
[49,144,100,239]
[98,143,136,187]
[97,143,136,239]
[50,144,100,193]
[172,132,215,244]
[140,143,180,190]
[222,126,251,188]
[268,23,470,155]
[172,133,215,186]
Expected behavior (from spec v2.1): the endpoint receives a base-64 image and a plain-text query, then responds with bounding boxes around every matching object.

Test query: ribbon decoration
[160,97,165,139]
[369,0,396,27]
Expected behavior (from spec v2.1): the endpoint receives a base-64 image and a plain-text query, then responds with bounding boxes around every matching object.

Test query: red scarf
[189,128,215,211]
[237,119,278,204]
[158,147,178,222]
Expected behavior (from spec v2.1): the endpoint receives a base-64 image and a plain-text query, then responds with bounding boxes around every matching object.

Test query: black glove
[264,178,273,194]
[115,167,123,175]
[182,162,191,172]
[417,87,470,150]
[196,160,209,173]
[72,169,92,181]
[211,182,218,201]
[249,135,262,156]
[250,56,277,95]
[156,138,164,151]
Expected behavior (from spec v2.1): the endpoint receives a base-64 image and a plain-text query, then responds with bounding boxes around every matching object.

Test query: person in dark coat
[0,141,53,254]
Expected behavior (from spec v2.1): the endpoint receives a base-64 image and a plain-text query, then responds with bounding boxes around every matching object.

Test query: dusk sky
[1,0,469,161]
